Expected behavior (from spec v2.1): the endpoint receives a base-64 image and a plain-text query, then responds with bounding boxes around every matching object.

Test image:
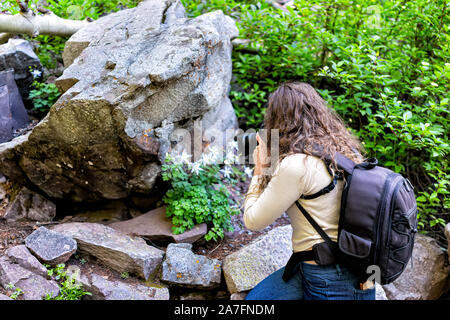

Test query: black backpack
[282,153,418,285]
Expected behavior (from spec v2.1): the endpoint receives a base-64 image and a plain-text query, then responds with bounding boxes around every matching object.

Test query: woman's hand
[253,133,268,176]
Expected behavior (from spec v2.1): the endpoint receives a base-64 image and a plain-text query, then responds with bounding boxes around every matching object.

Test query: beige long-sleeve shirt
[244,153,342,252]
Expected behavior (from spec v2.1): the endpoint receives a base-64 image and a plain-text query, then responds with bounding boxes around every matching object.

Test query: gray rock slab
[5,245,47,277]
[0,69,29,143]
[0,255,33,287]
[222,225,293,293]
[109,206,207,244]
[84,273,170,300]
[25,227,77,265]
[16,274,59,300]
[51,222,164,280]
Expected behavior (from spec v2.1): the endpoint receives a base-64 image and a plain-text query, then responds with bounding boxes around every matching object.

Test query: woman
[243,82,375,300]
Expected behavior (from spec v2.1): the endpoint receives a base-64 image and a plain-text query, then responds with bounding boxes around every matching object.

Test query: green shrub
[182,0,449,231]
[161,146,246,241]
[29,79,61,114]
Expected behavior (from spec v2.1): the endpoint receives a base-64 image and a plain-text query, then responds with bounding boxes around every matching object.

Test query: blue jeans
[245,262,375,300]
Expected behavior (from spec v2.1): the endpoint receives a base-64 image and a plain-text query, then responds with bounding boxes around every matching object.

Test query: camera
[234,132,258,163]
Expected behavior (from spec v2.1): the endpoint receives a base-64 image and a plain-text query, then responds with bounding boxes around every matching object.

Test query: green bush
[161,147,246,241]
[182,0,449,232]
[29,79,61,113]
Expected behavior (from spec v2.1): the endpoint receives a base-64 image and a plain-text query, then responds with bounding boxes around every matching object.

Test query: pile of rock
[0,219,449,300]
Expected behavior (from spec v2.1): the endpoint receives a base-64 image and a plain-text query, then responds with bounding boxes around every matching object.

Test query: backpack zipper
[373,172,399,265]
[384,179,405,247]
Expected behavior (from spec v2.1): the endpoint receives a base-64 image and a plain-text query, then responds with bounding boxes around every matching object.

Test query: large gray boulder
[382,234,450,300]
[0,38,42,104]
[51,222,165,280]
[222,225,293,294]
[0,0,238,203]
[0,69,30,143]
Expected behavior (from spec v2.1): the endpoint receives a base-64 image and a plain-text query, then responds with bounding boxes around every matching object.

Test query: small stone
[25,227,77,265]
[230,292,247,300]
[161,243,222,288]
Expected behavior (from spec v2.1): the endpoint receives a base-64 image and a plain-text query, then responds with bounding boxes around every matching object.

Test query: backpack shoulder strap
[311,145,357,175]
[300,174,339,200]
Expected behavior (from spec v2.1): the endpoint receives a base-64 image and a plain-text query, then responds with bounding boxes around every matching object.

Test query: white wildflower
[244,166,253,178]
[200,152,215,165]
[191,162,203,175]
[178,151,192,164]
[31,69,42,78]
[224,151,238,165]
[208,146,221,161]
[221,166,233,179]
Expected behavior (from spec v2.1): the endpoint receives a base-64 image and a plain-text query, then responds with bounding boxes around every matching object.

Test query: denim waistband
[300,262,345,276]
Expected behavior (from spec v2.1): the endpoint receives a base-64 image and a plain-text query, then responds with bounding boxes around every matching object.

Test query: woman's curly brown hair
[254,82,365,193]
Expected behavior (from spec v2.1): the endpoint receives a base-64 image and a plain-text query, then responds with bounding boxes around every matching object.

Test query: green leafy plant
[5,283,23,300]
[10,287,24,300]
[183,0,449,233]
[120,272,130,279]
[29,78,61,113]
[161,145,246,241]
[44,264,92,300]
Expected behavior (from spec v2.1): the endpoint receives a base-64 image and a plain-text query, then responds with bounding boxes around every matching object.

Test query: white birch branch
[0,11,89,37]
